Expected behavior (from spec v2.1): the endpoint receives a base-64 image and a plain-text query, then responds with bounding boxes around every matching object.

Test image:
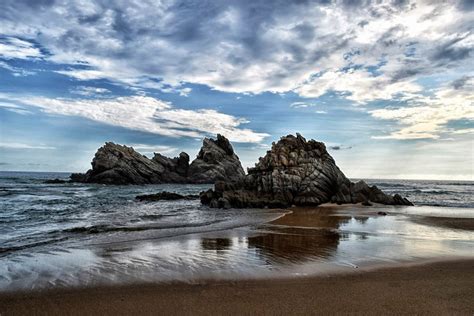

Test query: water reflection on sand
[0,205,473,291]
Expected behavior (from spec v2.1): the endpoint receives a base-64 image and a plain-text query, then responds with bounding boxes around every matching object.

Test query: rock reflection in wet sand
[200,207,353,264]
[201,238,233,252]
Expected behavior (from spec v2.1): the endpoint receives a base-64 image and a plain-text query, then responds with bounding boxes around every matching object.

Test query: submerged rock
[136,191,199,201]
[201,134,413,208]
[70,134,245,185]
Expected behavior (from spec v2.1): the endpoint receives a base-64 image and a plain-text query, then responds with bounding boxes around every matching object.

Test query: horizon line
[0,170,472,182]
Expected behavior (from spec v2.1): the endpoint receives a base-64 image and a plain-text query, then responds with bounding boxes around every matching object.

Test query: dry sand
[1,259,473,315]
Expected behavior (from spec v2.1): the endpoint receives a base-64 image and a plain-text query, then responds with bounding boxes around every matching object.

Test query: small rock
[136,191,199,202]
[377,211,388,216]
[44,179,67,184]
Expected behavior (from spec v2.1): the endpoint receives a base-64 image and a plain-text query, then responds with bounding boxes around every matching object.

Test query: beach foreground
[1,259,473,315]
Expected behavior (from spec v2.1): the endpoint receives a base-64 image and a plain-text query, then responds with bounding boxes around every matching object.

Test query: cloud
[8,95,268,143]
[0,1,470,98]
[179,87,192,97]
[128,144,178,156]
[0,101,32,115]
[295,69,422,104]
[370,77,474,139]
[70,86,111,96]
[451,75,473,89]
[0,142,55,149]
[0,61,36,76]
[450,128,474,135]
[0,37,43,60]
[290,101,314,108]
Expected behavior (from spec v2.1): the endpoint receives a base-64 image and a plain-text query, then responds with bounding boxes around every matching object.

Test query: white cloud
[0,61,36,76]
[55,69,109,81]
[0,142,55,150]
[0,102,32,115]
[0,37,42,60]
[70,86,111,96]
[295,69,422,104]
[370,78,474,139]
[128,144,178,155]
[290,102,314,108]
[9,95,268,143]
[451,128,474,135]
[179,87,192,97]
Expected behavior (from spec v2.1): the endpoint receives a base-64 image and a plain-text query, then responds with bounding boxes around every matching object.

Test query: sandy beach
[1,194,473,315]
[1,259,473,315]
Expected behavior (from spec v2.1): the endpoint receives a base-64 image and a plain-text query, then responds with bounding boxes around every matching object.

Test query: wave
[412,189,459,195]
[0,237,69,256]
[62,220,223,235]
[370,182,409,188]
[1,219,226,255]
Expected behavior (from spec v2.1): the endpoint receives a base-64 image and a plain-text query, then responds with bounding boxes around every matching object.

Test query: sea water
[0,171,473,291]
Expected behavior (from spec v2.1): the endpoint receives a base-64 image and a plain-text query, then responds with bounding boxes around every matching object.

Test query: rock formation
[201,134,412,208]
[71,134,245,185]
[188,134,245,183]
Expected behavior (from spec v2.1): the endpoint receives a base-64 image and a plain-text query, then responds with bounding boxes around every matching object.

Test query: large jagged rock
[201,134,412,208]
[71,134,245,185]
[188,134,245,183]
[75,142,186,185]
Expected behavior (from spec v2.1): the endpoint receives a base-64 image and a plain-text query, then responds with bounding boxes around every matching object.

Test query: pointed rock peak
[214,134,234,155]
[296,132,306,143]
[202,134,234,156]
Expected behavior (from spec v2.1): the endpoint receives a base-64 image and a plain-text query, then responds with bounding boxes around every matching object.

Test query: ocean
[0,171,473,291]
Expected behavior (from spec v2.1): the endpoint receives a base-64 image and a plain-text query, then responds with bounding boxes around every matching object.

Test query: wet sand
[412,216,474,231]
[1,259,473,315]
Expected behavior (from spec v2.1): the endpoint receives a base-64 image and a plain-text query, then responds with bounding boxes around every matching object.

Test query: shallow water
[0,172,473,291]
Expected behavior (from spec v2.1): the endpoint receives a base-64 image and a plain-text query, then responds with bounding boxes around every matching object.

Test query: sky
[0,0,473,180]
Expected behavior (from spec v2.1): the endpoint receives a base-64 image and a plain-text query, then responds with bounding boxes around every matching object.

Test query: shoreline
[1,258,473,315]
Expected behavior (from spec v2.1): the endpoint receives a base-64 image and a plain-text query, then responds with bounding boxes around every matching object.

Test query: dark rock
[188,134,245,183]
[136,191,199,202]
[44,178,67,184]
[204,134,413,208]
[75,142,179,185]
[70,173,87,182]
[377,211,388,216]
[70,134,245,185]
